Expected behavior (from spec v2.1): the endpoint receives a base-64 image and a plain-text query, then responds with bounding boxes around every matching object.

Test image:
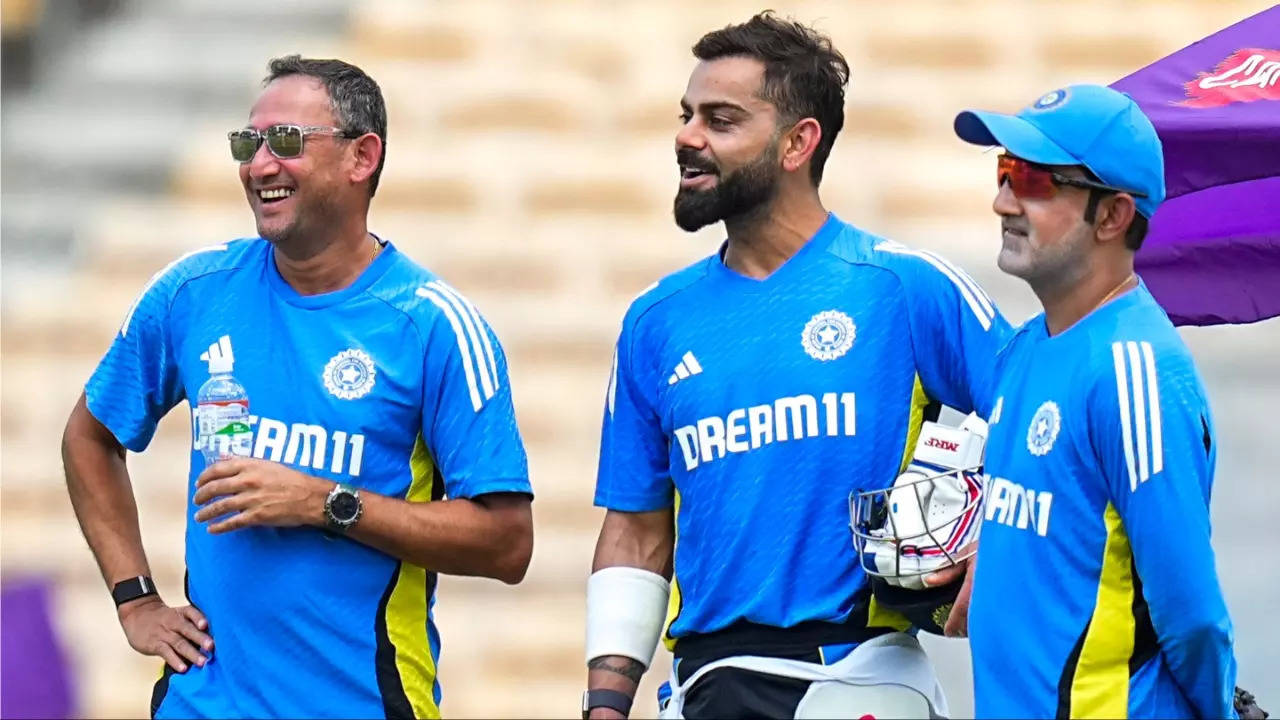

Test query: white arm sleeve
[585,566,670,668]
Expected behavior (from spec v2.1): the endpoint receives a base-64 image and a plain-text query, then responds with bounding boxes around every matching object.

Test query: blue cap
[954,84,1165,218]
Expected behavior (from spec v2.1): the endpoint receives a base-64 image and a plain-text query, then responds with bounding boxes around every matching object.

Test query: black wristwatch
[324,483,363,533]
[112,576,158,607]
[581,689,633,719]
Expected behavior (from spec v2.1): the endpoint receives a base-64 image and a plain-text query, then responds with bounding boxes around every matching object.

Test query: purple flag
[1,577,77,719]
[1111,6,1279,326]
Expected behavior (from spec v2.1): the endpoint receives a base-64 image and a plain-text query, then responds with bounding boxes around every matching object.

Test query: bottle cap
[208,354,234,374]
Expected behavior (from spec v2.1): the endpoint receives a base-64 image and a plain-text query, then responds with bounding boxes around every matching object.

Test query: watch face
[331,492,359,521]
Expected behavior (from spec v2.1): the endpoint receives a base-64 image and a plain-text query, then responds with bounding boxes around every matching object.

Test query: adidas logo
[199,335,234,373]
[667,351,703,385]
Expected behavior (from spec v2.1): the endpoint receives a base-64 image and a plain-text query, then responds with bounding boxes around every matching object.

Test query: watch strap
[581,689,633,719]
[112,576,158,607]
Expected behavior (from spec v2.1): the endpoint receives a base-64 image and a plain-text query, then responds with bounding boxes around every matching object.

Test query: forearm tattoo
[588,656,645,684]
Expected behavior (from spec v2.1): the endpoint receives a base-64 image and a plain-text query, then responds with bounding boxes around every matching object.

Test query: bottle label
[196,401,252,458]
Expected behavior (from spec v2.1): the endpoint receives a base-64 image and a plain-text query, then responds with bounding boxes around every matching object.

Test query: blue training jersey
[85,238,531,719]
[971,281,1237,719]
[595,213,1011,643]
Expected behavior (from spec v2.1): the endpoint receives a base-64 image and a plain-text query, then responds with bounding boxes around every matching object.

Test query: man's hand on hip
[193,458,330,533]
[118,595,213,673]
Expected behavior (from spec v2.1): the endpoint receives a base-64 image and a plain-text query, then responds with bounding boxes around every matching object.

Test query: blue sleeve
[901,250,1011,418]
[420,295,531,500]
[84,268,186,452]
[1091,339,1237,719]
[594,318,672,512]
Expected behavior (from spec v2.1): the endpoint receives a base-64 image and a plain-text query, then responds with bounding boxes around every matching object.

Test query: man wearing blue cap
[941,84,1241,718]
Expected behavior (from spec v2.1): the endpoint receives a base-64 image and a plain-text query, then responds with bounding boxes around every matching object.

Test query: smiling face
[238,75,352,246]
[993,160,1097,283]
[672,56,786,232]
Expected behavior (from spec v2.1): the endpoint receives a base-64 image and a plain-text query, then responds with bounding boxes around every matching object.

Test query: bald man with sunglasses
[62,55,534,718]
[931,84,1242,718]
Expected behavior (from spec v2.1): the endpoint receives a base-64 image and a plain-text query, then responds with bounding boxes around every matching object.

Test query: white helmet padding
[850,415,988,631]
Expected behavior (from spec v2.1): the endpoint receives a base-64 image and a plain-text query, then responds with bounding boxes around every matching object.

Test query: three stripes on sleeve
[416,281,501,411]
[874,241,998,331]
[1111,340,1163,492]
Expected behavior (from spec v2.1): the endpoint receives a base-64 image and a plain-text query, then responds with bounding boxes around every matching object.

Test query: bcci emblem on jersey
[323,348,377,400]
[1026,400,1061,456]
[802,310,856,361]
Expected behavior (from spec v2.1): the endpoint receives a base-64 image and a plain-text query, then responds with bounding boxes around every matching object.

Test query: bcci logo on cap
[323,348,377,400]
[1026,400,1061,456]
[1029,88,1069,112]
[801,310,856,361]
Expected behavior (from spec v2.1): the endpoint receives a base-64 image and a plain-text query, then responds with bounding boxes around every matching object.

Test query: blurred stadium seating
[2,1,1276,716]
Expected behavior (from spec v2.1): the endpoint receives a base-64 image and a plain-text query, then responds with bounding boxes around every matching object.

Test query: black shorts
[671,613,892,720]
[676,647,818,719]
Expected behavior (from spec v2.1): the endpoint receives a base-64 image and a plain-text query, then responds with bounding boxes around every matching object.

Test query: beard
[998,220,1092,286]
[673,142,781,232]
[257,212,293,245]
[256,185,341,258]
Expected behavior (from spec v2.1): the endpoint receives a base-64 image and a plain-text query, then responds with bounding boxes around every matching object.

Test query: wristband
[581,689,633,719]
[112,576,158,607]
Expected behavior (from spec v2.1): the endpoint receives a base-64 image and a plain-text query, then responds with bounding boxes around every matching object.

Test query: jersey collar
[265,235,398,309]
[707,212,843,291]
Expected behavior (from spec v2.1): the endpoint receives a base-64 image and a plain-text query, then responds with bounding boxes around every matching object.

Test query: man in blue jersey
[581,13,1011,719]
[944,84,1241,717]
[61,56,533,719]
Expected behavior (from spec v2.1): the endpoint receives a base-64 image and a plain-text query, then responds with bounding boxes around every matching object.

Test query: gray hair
[265,55,388,197]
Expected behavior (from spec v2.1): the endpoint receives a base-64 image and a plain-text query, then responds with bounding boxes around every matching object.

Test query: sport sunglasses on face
[228,124,359,162]
[997,153,1147,200]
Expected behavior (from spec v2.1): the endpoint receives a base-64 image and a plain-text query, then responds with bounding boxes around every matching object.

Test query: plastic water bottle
[195,354,252,466]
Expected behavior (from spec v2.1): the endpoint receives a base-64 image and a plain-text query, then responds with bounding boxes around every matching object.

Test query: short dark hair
[1123,212,1149,251]
[692,11,850,186]
[265,55,388,197]
[1083,180,1150,251]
